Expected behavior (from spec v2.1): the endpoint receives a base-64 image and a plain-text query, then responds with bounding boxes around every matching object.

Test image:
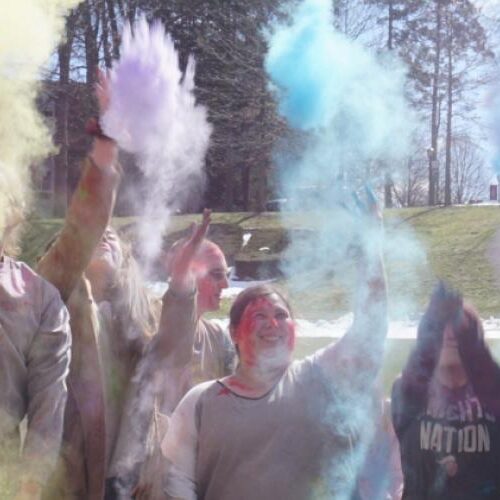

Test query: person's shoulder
[176,379,218,413]
[3,255,33,276]
[285,355,324,384]
[184,379,219,401]
[5,256,62,300]
[389,375,405,417]
[200,317,225,335]
[391,375,403,398]
[200,318,232,345]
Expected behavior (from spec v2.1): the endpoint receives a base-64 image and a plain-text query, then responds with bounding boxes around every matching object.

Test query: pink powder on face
[236,296,295,364]
[194,244,228,314]
[236,299,262,366]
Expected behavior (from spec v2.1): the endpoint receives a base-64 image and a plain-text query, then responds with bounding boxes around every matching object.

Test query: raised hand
[95,68,111,118]
[352,185,383,226]
[90,68,117,169]
[169,209,212,293]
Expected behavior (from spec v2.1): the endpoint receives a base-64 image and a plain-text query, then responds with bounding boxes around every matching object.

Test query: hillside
[19,205,500,318]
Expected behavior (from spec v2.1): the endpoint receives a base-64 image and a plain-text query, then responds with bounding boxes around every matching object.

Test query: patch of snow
[146,272,275,300]
[204,316,500,340]
[242,232,252,248]
[146,280,500,340]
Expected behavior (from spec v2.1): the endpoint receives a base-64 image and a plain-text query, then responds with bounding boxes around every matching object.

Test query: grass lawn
[294,336,500,394]
[20,205,500,318]
[17,206,500,398]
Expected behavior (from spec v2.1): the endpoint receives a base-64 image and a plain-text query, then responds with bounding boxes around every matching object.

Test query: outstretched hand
[89,68,117,168]
[427,281,463,327]
[169,209,212,293]
[345,185,384,265]
[352,185,383,227]
[95,68,111,118]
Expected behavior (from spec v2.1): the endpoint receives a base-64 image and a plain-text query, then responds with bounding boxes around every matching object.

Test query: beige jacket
[38,157,122,499]
[108,288,234,499]
[0,256,71,495]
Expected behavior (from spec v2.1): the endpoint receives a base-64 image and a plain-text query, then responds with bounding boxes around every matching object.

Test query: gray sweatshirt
[163,294,388,500]
[0,256,71,486]
[163,352,375,500]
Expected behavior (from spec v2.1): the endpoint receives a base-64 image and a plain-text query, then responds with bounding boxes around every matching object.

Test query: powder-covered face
[92,229,123,269]
[438,321,463,368]
[233,294,295,368]
[86,228,123,301]
[195,244,229,315]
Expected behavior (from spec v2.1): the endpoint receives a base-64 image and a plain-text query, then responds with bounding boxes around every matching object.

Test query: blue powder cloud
[265,0,410,161]
[265,0,425,320]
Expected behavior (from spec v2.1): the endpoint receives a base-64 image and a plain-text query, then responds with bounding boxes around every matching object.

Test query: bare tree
[451,135,487,204]
[393,156,428,207]
[333,0,381,43]
[442,0,493,206]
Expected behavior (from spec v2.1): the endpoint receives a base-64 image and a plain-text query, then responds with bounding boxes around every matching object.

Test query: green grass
[19,207,500,396]
[20,205,500,317]
[393,206,500,314]
[294,337,500,394]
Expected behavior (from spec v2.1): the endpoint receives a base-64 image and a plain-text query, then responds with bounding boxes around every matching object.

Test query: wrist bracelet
[85,117,114,142]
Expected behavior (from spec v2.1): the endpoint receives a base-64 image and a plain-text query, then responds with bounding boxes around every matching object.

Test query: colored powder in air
[265,0,425,318]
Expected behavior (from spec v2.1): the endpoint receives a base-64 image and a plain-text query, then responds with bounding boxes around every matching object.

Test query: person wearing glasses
[162,193,387,500]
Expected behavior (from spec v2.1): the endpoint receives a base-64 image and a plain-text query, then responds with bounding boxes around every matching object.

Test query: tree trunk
[333,1,341,30]
[384,0,395,208]
[429,0,442,206]
[106,0,121,59]
[126,0,137,25]
[82,0,99,85]
[444,9,453,206]
[242,163,250,211]
[53,31,73,216]
[100,0,112,68]
[223,147,236,211]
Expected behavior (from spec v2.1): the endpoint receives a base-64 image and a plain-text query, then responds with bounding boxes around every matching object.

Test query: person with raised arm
[162,189,388,500]
[391,283,500,499]
[108,209,235,499]
[37,70,160,499]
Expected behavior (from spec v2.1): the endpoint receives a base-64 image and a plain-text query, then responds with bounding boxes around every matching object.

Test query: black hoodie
[391,282,500,500]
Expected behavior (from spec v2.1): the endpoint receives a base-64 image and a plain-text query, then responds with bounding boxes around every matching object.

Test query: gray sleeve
[108,290,197,485]
[23,286,71,484]
[312,275,388,390]
[312,317,387,391]
[162,383,210,500]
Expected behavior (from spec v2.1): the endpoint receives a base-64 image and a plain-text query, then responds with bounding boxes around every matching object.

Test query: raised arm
[107,211,211,492]
[154,209,211,364]
[37,70,120,302]
[315,188,388,384]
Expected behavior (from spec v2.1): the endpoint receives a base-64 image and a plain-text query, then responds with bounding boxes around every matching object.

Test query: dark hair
[393,282,500,435]
[229,284,293,330]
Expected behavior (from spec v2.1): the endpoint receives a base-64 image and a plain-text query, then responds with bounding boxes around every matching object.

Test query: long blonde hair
[109,231,159,351]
